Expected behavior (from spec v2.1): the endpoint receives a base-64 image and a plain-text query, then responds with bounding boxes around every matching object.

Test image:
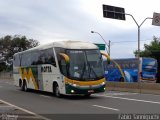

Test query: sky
[0,0,160,58]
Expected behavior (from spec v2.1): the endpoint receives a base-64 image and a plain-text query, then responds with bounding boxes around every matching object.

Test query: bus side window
[13,54,20,67]
[46,49,56,67]
[37,55,45,65]
[37,48,57,67]
[31,51,39,65]
[59,59,67,76]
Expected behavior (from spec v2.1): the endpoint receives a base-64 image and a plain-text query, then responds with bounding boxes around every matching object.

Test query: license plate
[88,90,94,93]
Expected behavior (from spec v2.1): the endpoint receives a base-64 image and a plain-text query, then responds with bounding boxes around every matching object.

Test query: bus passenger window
[46,55,56,67]
[37,56,45,64]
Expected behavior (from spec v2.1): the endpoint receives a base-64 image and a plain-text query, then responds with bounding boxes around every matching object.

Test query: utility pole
[108,40,111,56]
[102,4,153,86]
[125,14,152,88]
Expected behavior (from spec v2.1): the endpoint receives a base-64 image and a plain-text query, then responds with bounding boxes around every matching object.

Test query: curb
[106,82,160,95]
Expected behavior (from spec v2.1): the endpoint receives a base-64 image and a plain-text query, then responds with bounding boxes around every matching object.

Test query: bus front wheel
[53,83,61,97]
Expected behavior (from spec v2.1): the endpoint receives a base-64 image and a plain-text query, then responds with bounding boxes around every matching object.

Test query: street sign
[152,12,160,26]
[103,4,126,20]
[95,44,105,50]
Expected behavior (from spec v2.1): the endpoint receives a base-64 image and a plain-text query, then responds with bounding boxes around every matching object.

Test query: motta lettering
[41,66,52,72]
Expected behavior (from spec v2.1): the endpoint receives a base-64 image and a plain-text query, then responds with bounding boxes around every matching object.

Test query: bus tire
[53,83,61,97]
[21,80,28,91]
[20,80,24,91]
[19,79,22,88]
[120,77,124,82]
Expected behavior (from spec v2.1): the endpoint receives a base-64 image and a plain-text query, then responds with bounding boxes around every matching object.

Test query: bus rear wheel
[21,80,28,91]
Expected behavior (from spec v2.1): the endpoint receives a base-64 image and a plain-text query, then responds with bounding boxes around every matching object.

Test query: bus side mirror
[60,59,67,75]
[101,52,111,64]
[59,53,70,65]
[59,53,70,76]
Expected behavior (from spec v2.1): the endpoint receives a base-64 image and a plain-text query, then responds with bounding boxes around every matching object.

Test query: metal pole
[125,13,141,85]
[108,40,111,56]
[138,26,141,92]
[125,14,152,92]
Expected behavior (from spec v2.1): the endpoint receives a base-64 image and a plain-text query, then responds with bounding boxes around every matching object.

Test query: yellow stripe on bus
[64,77,105,86]
[19,67,39,90]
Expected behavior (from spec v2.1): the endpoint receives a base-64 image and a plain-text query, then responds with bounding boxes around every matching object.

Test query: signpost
[102,4,160,93]
[103,4,125,20]
[152,12,160,26]
[95,44,106,50]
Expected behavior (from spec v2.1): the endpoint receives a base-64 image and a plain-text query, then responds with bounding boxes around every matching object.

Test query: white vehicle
[13,41,108,97]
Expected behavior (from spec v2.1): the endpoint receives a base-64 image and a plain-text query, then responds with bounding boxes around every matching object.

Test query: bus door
[37,49,59,92]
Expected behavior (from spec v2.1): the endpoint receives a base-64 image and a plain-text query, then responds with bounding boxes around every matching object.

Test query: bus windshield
[66,49,104,81]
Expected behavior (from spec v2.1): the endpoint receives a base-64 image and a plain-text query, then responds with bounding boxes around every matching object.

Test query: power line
[112,39,152,44]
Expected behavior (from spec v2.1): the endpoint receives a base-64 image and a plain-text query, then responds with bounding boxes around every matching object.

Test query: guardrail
[106,82,160,95]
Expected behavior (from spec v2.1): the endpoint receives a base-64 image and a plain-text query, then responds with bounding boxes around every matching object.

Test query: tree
[134,36,160,57]
[0,35,39,71]
[0,62,6,72]
[134,36,160,83]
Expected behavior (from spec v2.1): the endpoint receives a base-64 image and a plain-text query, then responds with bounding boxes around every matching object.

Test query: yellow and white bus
[13,41,108,97]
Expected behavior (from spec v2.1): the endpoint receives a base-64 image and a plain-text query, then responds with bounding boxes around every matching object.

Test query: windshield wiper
[80,62,86,80]
[87,61,98,79]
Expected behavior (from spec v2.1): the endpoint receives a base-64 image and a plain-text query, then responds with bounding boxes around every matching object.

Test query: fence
[106,82,160,95]
[0,72,13,80]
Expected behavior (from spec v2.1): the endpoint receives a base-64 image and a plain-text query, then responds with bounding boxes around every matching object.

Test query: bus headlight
[72,84,77,87]
[71,90,75,93]
[101,82,105,85]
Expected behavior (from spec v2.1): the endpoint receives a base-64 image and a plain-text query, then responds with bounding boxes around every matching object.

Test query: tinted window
[36,48,56,67]
[20,48,56,67]
[13,54,20,67]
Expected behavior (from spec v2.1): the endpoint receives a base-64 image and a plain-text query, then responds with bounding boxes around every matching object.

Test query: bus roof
[14,40,99,55]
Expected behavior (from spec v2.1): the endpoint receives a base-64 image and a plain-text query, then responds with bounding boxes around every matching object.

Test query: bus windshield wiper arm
[80,62,86,80]
[87,61,98,78]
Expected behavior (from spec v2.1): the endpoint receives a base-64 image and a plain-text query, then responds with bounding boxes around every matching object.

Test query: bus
[104,57,157,82]
[13,41,108,97]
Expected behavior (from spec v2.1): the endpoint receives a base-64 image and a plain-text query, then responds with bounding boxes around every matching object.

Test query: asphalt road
[0,79,160,120]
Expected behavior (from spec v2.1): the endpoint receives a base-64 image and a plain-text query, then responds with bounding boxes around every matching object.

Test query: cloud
[0,0,159,58]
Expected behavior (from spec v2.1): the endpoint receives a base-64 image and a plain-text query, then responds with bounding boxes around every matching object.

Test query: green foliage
[134,36,160,83]
[0,35,40,71]
[0,62,6,72]
[134,36,160,59]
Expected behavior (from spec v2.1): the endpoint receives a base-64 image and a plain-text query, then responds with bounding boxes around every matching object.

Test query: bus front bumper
[65,84,106,95]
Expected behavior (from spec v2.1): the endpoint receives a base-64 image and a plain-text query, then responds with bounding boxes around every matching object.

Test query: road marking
[0,99,51,120]
[0,106,15,108]
[5,81,13,85]
[95,94,160,105]
[40,95,52,98]
[93,105,119,111]
[105,92,138,96]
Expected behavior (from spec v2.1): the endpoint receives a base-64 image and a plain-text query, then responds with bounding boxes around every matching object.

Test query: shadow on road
[25,89,102,100]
